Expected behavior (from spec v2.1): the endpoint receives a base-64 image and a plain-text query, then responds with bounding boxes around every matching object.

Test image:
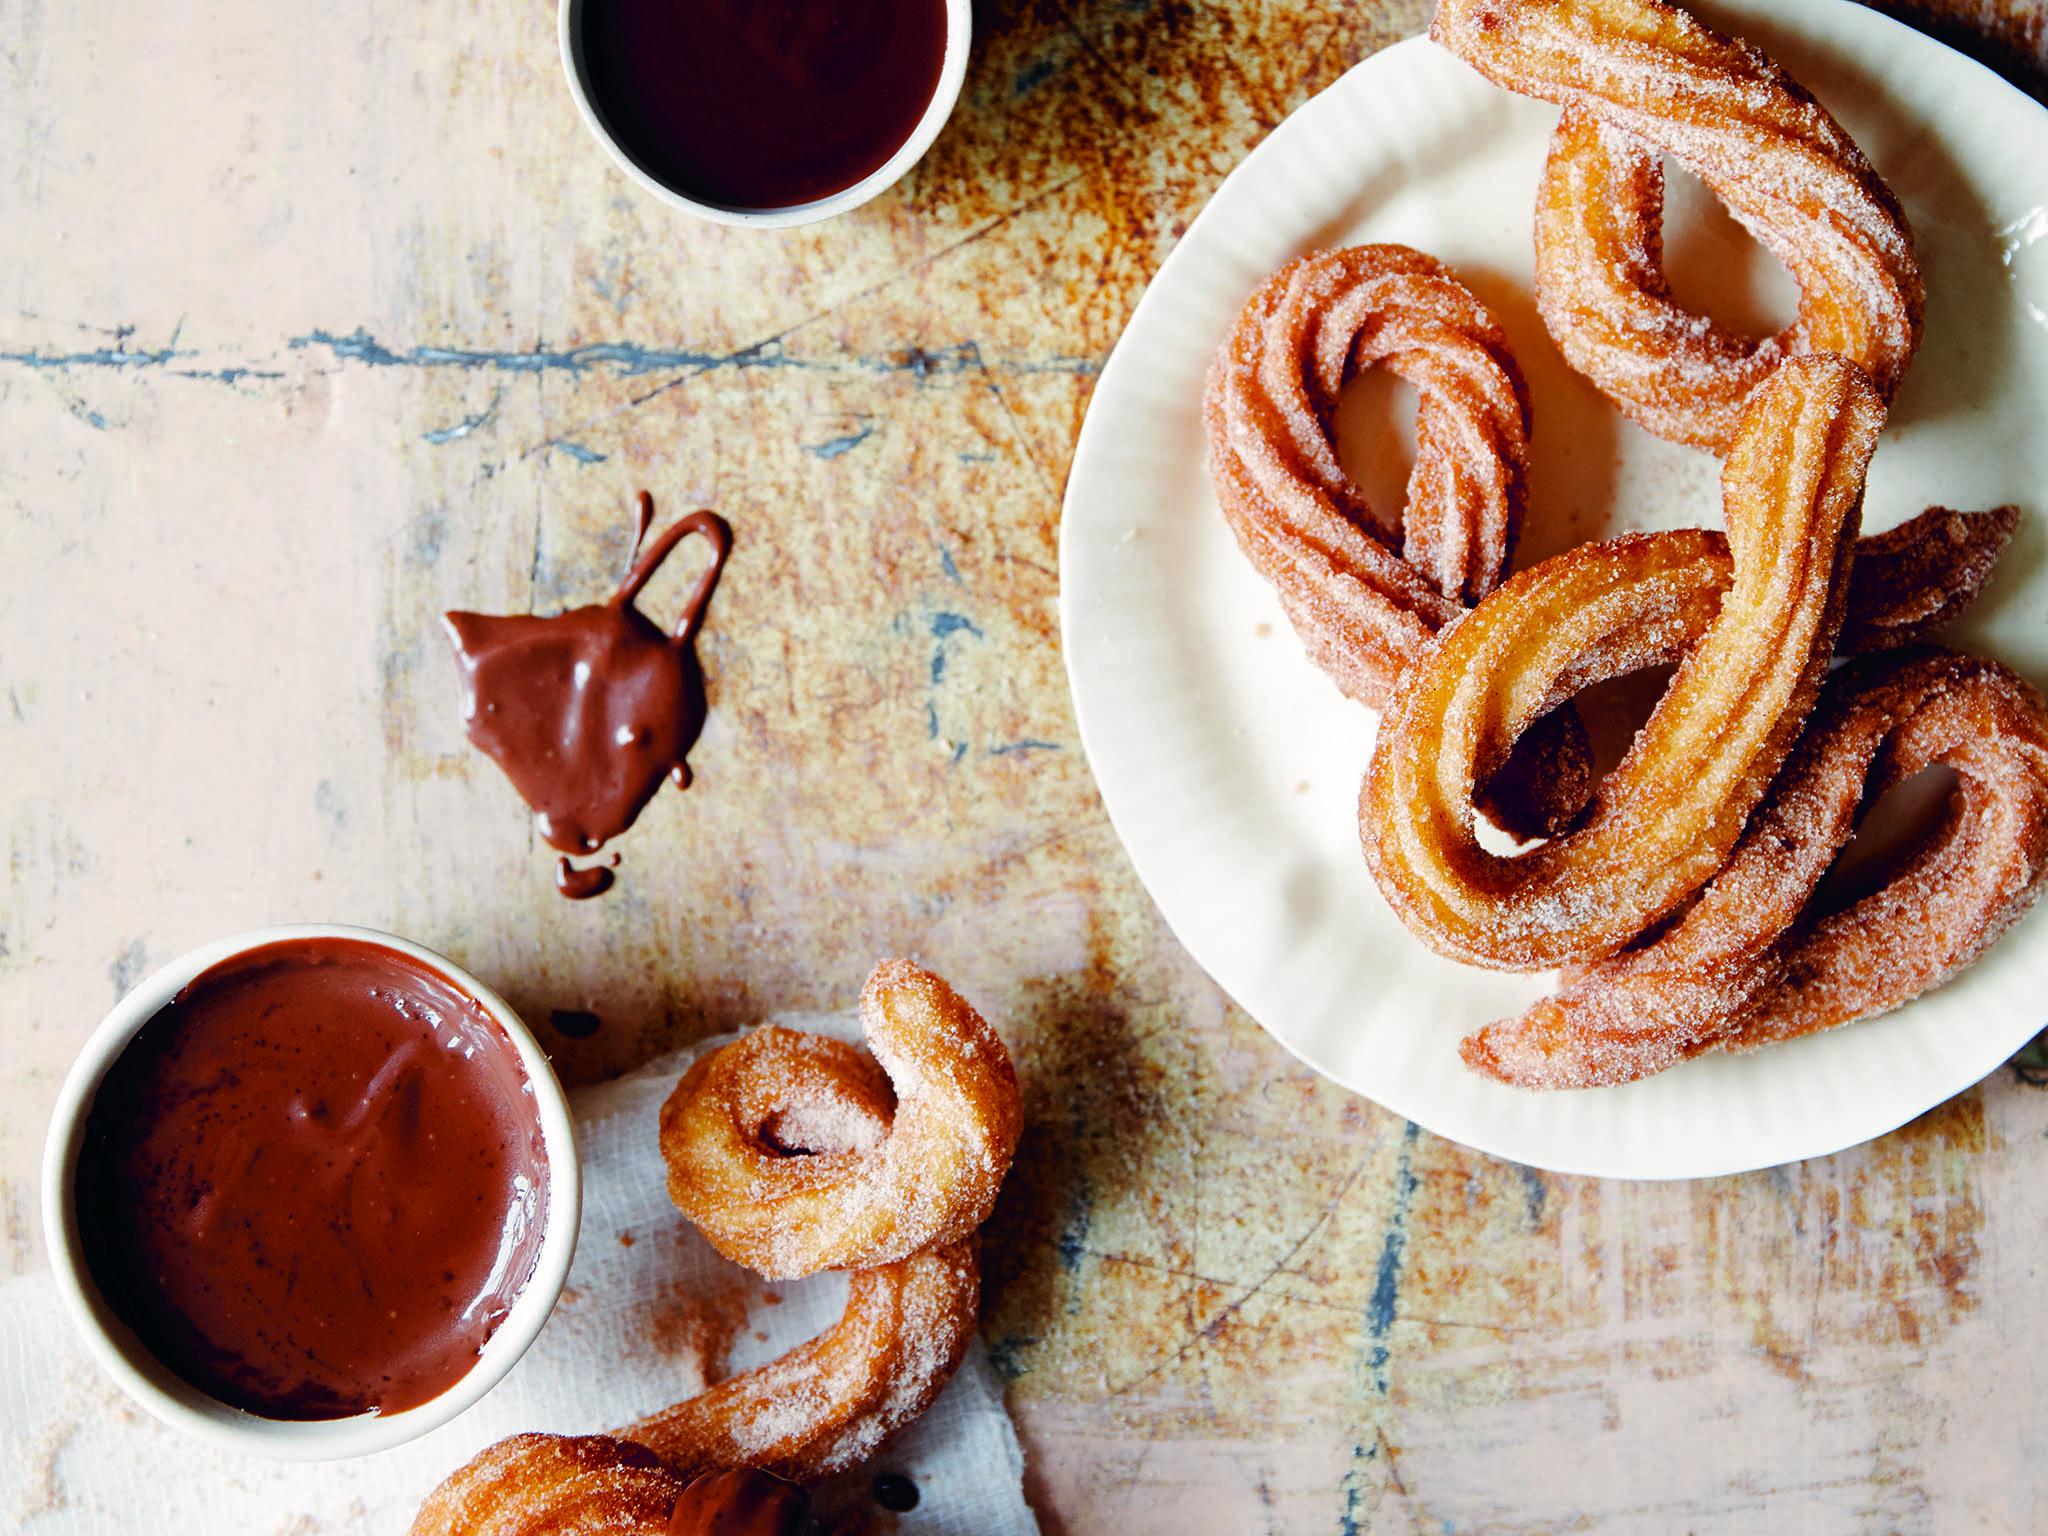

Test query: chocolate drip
[555,856,617,900]
[446,494,732,897]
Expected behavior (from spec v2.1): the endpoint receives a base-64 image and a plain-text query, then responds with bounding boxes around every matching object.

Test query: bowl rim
[39,922,583,1461]
[556,0,973,228]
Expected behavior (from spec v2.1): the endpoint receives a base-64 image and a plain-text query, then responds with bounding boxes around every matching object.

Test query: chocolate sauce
[576,0,950,209]
[74,938,549,1420]
[446,494,731,895]
[556,855,618,901]
[666,1468,812,1536]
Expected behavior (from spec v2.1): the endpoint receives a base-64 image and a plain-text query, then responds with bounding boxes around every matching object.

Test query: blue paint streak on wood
[5,328,1102,384]
[1519,1162,1547,1228]
[107,938,149,997]
[1013,56,1059,96]
[172,366,284,384]
[985,1332,1039,1382]
[1363,1120,1422,1396]
[938,545,963,582]
[421,392,501,444]
[1056,1180,1095,1274]
[808,424,875,459]
[290,327,729,375]
[987,739,1061,756]
[548,440,608,464]
[928,611,983,684]
[1337,1441,1374,1536]
[0,342,178,369]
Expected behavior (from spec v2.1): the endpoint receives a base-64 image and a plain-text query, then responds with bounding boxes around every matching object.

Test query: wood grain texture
[4,1,2047,1530]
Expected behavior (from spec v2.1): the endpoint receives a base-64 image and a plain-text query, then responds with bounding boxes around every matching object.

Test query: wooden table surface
[6,1,2048,1530]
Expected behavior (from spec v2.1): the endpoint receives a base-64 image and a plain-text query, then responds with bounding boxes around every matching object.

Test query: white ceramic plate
[1059,0,2048,1177]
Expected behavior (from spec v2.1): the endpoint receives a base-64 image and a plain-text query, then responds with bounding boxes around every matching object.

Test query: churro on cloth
[412,960,1023,1534]
[1433,0,1924,451]
[660,961,1020,1280]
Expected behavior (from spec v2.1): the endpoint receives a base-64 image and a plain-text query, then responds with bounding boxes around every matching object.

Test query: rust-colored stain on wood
[4,2,2047,1530]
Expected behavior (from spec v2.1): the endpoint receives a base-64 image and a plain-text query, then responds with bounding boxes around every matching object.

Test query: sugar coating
[658,959,1022,1281]
[1836,506,2020,653]
[409,961,1017,1528]
[409,1432,683,1536]
[1202,244,1530,709]
[623,1240,980,1485]
[1203,243,1596,838]
[1360,357,1882,969]
[1462,650,2048,1088]
[1432,0,1924,451]
[629,960,1010,1480]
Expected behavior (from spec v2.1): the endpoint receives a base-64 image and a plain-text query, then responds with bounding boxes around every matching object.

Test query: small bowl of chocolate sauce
[559,0,970,227]
[41,926,581,1458]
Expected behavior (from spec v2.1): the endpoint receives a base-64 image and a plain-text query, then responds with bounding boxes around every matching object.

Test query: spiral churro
[1434,0,1923,451]
[413,961,1019,1531]
[660,960,1022,1280]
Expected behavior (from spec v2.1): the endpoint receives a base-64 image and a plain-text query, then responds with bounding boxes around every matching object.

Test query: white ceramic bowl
[557,0,972,228]
[41,924,582,1460]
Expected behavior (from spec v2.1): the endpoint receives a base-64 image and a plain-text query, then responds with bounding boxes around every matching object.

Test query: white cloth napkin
[1,1013,1038,1534]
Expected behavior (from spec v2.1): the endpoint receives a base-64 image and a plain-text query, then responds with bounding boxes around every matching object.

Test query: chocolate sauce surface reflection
[446,494,731,896]
[75,938,548,1419]
[578,0,949,209]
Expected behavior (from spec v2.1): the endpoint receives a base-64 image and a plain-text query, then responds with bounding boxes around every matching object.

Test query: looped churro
[1461,649,2048,1088]
[1204,243,1531,673]
[1433,0,1923,451]
[413,961,1016,1532]
[1204,242,1594,837]
[660,959,1022,1280]
[1361,354,1881,969]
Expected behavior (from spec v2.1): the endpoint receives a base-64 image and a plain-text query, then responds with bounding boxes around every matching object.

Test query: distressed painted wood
[4,1,2047,1530]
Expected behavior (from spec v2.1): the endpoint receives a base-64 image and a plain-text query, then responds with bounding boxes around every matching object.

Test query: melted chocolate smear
[446,493,732,898]
[872,1473,920,1513]
[555,856,616,900]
